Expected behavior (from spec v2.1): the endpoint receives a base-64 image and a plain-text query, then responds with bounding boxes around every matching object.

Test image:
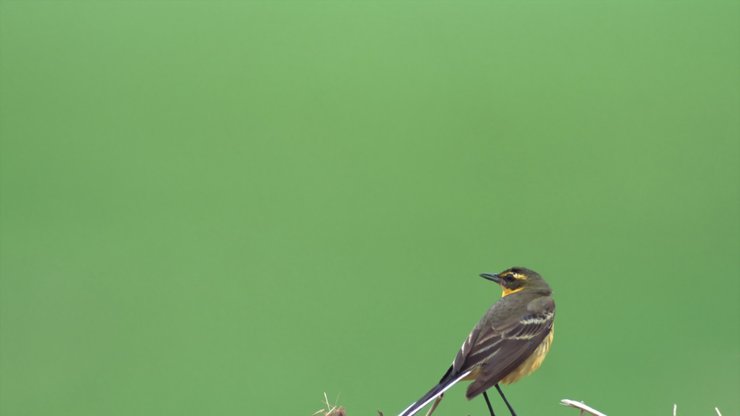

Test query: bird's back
[452,290,555,398]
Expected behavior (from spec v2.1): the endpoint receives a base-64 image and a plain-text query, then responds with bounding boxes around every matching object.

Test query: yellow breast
[500,326,554,385]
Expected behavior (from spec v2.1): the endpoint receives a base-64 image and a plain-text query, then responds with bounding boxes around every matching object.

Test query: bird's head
[480,267,551,297]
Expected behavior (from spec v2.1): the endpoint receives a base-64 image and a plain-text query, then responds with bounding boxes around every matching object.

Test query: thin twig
[560,399,607,416]
[313,392,346,416]
[423,395,444,416]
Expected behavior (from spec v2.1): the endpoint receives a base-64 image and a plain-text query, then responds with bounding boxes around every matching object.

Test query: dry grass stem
[423,395,444,416]
[313,392,346,416]
[560,399,607,416]
[317,393,721,416]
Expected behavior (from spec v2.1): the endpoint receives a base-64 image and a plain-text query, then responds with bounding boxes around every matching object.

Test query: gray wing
[450,295,555,398]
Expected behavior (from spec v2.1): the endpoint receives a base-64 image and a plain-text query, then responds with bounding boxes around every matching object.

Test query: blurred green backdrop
[1,1,738,416]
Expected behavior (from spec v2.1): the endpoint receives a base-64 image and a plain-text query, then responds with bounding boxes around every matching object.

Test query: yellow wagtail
[398,267,555,416]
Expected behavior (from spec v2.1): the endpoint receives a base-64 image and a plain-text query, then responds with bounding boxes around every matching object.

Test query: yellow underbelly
[500,326,554,385]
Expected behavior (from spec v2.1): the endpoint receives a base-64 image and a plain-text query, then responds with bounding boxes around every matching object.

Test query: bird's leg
[494,384,516,416]
[482,391,496,416]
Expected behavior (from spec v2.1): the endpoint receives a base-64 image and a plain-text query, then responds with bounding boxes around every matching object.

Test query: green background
[1,1,738,415]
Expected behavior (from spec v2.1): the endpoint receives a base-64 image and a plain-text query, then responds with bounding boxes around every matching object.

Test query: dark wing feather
[461,295,555,398]
[398,294,554,415]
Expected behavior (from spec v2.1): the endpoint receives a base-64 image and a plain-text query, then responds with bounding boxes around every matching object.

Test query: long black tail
[397,369,472,416]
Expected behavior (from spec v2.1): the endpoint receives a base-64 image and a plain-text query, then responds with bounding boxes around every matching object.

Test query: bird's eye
[505,274,515,282]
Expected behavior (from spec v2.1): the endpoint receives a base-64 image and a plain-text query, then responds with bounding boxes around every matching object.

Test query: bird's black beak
[480,273,501,284]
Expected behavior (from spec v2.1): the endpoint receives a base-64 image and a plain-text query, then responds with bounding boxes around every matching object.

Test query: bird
[397,267,555,416]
